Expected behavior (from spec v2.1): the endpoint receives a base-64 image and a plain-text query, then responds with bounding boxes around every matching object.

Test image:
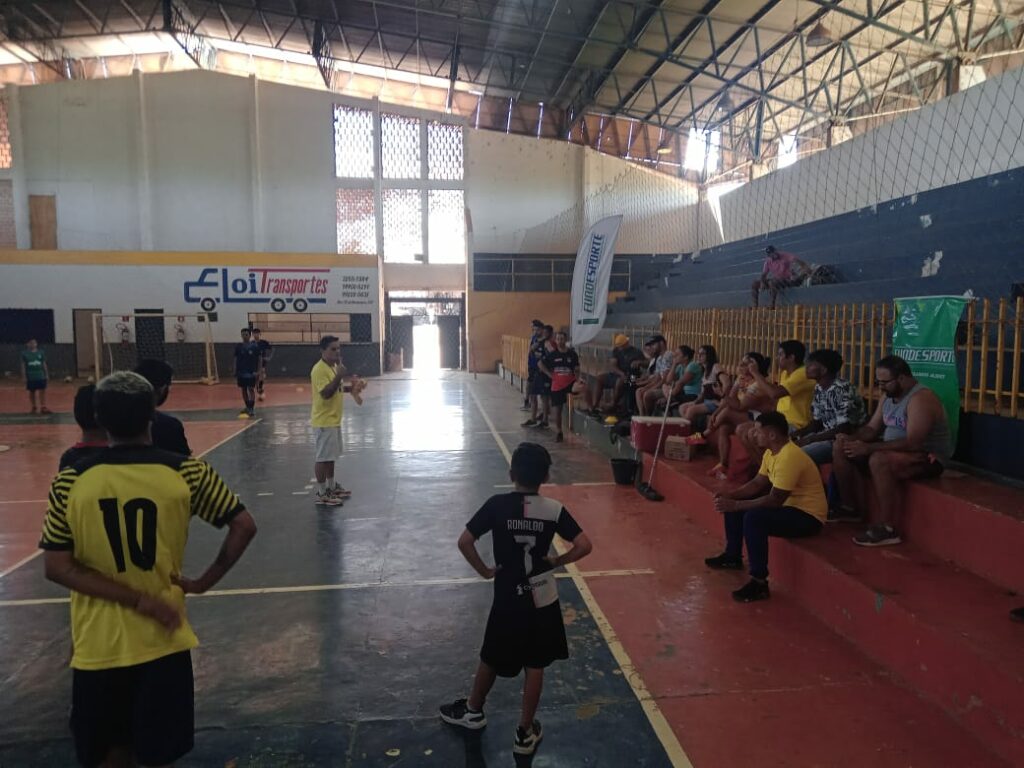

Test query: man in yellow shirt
[705,411,826,602]
[736,339,816,468]
[39,371,258,767]
[310,335,365,507]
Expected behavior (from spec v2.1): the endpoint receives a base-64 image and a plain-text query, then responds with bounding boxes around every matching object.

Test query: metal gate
[385,293,465,371]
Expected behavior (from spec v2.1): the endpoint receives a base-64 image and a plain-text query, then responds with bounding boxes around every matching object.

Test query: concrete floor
[0,372,1004,766]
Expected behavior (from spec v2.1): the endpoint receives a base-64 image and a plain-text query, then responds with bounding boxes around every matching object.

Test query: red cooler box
[630,416,692,454]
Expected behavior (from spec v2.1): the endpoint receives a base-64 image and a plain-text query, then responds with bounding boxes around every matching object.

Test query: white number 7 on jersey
[513,535,537,576]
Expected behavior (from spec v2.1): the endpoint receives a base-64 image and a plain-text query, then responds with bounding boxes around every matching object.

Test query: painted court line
[0,418,263,581]
[0,499,48,505]
[0,569,655,608]
[467,381,694,768]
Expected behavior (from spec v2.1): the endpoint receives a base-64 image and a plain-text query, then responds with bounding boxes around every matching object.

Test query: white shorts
[314,426,343,463]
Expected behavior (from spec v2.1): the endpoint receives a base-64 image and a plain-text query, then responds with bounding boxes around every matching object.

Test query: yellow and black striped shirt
[40,445,244,670]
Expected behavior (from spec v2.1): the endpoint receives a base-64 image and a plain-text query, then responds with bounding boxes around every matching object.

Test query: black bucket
[610,458,641,486]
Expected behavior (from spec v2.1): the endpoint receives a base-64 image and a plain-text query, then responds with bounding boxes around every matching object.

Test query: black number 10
[100,497,158,572]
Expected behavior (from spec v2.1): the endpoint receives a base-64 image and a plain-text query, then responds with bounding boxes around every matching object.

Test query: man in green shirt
[21,338,51,415]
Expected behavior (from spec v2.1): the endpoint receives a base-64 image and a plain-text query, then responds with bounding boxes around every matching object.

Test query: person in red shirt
[752,246,811,309]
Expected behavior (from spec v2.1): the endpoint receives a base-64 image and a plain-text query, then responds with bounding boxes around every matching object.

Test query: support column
[7,85,30,249]
[249,75,265,251]
[134,69,154,250]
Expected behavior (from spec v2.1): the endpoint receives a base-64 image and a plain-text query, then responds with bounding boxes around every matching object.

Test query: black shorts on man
[71,650,194,768]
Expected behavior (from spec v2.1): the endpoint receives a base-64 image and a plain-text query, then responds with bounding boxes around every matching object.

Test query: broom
[637,404,671,502]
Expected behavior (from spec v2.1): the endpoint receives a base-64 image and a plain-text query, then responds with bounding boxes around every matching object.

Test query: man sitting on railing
[831,355,952,547]
[752,246,812,309]
[582,334,644,418]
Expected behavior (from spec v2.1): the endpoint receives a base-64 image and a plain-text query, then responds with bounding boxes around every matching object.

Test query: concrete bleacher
[609,166,1024,313]
[635,448,1024,765]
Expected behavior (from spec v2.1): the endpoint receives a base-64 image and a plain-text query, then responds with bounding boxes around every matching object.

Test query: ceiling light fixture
[805,22,834,47]
[715,90,734,113]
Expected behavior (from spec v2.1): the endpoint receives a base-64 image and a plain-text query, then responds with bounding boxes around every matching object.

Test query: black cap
[646,334,666,345]
[531,319,543,327]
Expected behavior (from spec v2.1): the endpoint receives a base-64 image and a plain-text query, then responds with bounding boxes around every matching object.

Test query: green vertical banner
[892,295,968,446]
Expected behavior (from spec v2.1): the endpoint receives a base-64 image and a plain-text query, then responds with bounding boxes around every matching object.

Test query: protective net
[95,314,218,384]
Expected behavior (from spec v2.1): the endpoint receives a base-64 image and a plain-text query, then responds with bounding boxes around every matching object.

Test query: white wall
[465,129,584,253]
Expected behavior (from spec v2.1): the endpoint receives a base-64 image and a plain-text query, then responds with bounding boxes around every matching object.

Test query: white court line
[0,418,263,581]
[467,381,693,768]
[291,491,309,496]
[0,499,47,505]
[0,569,654,607]
[256,492,274,497]
[572,482,616,486]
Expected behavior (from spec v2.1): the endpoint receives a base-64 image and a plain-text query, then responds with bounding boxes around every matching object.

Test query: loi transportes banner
[892,295,968,445]
[570,215,623,346]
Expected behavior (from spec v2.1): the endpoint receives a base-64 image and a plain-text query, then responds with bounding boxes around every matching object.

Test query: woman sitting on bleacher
[655,345,703,415]
[680,346,728,426]
[705,352,774,480]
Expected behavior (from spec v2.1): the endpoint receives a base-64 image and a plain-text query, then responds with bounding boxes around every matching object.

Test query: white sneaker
[513,721,543,754]
[315,492,344,507]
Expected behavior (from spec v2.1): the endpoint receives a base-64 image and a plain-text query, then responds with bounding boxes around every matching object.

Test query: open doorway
[385,291,465,372]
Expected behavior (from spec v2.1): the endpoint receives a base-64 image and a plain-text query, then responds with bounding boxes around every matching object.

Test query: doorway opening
[385,291,465,372]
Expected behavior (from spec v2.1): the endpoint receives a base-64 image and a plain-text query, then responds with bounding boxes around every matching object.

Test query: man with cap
[752,246,811,309]
[583,334,645,417]
[636,335,673,416]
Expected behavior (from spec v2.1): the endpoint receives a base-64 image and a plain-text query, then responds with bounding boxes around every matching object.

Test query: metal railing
[662,298,1024,418]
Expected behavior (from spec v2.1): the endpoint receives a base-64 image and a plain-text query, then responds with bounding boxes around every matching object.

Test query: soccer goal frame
[92,313,219,384]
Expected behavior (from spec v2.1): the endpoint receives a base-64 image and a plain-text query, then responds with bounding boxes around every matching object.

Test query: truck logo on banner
[183,268,330,313]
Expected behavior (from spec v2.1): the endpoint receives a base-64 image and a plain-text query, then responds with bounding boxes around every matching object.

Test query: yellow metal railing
[502,335,531,380]
[661,298,1024,418]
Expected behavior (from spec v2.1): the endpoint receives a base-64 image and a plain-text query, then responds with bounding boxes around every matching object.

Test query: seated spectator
[657,345,703,414]
[636,335,673,416]
[584,334,644,417]
[831,355,952,547]
[135,359,192,456]
[59,384,107,470]
[792,349,864,465]
[705,352,774,479]
[736,339,816,466]
[705,411,826,602]
[680,345,728,427]
[752,246,811,309]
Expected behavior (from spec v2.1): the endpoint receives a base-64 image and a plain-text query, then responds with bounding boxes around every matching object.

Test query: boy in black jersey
[252,328,273,401]
[440,442,592,756]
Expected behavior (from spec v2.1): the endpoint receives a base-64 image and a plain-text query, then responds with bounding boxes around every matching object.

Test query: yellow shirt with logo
[39,446,244,670]
[777,366,815,430]
[310,359,343,428]
[758,441,828,522]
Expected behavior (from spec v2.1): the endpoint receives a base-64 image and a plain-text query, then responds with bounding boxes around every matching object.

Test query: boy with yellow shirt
[310,335,366,507]
[39,371,258,767]
[705,411,826,603]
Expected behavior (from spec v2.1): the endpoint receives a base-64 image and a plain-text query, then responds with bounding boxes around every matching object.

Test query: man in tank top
[830,355,951,547]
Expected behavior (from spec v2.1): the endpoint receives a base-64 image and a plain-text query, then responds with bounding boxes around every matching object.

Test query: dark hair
[678,345,695,360]
[252,327,262,334]
[756,411,790,438]
[765,245,777,254]
[532,319,543,328]
[778,339,806,366]
[543,324,554,334]
[647,334,666,346]
[511,442,552,488]
[241,327,251,334]
[134,359,174,389]
[745,351,770,376]
[94,372,155,439]
[699,345,718,370]
[807,348,843,376]
[73,385,100,431]
[877,355,912,378]
[320,335,340,350]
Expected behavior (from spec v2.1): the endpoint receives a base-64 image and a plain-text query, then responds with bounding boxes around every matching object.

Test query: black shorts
[529,374,551,397]
[236,374,257,389]
[71,650,194,768]
[480,599,569,677]
[550,388,571,407]
[27,379,48,391]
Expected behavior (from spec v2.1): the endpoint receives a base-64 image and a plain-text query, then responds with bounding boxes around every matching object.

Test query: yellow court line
[0,418,262,582]
[466,381,693,768]
[0,569,655,608]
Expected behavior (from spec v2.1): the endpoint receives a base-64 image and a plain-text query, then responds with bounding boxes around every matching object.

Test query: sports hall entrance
[385,291,465,372]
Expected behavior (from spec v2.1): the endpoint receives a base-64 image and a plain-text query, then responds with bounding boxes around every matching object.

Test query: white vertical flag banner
[570,215,623,346]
